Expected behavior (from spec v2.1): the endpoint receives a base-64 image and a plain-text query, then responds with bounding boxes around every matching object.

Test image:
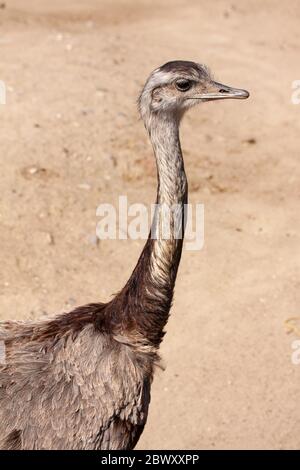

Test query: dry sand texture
[0,0,300,449]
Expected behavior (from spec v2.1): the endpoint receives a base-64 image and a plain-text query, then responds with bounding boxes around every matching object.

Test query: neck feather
[116,113,187,346]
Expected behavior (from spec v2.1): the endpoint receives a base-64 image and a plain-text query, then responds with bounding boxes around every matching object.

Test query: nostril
[219,88,229,93]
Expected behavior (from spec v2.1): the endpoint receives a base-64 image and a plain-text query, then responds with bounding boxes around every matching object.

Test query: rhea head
[139,60,249,126]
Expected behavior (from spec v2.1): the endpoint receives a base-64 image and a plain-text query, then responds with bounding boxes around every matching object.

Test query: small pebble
[45,232,55,245]
[78,183,91,190]
[87,234,99,246]
[28,166,38,175]
[246,138,257,145]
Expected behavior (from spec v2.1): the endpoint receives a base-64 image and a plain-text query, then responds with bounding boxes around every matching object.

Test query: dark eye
[175,79,192,92]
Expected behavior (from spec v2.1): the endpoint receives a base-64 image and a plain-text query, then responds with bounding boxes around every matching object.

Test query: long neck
[148,113,187,286]
[116,113,188,346]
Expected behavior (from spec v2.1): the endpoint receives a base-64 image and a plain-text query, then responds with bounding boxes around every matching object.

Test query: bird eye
[175,79,192,92]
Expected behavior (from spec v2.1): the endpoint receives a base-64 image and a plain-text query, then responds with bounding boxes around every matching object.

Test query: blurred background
[0,0,299,449]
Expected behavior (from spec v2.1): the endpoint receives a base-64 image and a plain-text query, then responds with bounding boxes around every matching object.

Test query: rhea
[0,61,249,450]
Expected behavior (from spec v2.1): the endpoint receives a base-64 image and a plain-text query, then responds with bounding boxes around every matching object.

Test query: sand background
[0,0,299,449]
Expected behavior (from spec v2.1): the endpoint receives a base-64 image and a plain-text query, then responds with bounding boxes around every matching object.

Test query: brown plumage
[0,61,249,450]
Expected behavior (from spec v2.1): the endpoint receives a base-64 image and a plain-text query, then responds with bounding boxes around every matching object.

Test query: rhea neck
[147,111,187,208]
[145,110,188,290]
[118,108,188,347]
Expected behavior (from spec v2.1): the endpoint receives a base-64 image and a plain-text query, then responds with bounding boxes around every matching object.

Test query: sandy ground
[0,0,300,450]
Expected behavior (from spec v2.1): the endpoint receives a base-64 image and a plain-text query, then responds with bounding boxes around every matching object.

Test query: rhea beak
[192,81,250,101]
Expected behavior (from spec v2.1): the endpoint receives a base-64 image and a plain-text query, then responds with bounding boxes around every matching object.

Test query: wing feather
[0,320,151,449]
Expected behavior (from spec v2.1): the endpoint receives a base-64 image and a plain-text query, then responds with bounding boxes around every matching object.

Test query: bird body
[0,61,249,450]
[0,306,152,449]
